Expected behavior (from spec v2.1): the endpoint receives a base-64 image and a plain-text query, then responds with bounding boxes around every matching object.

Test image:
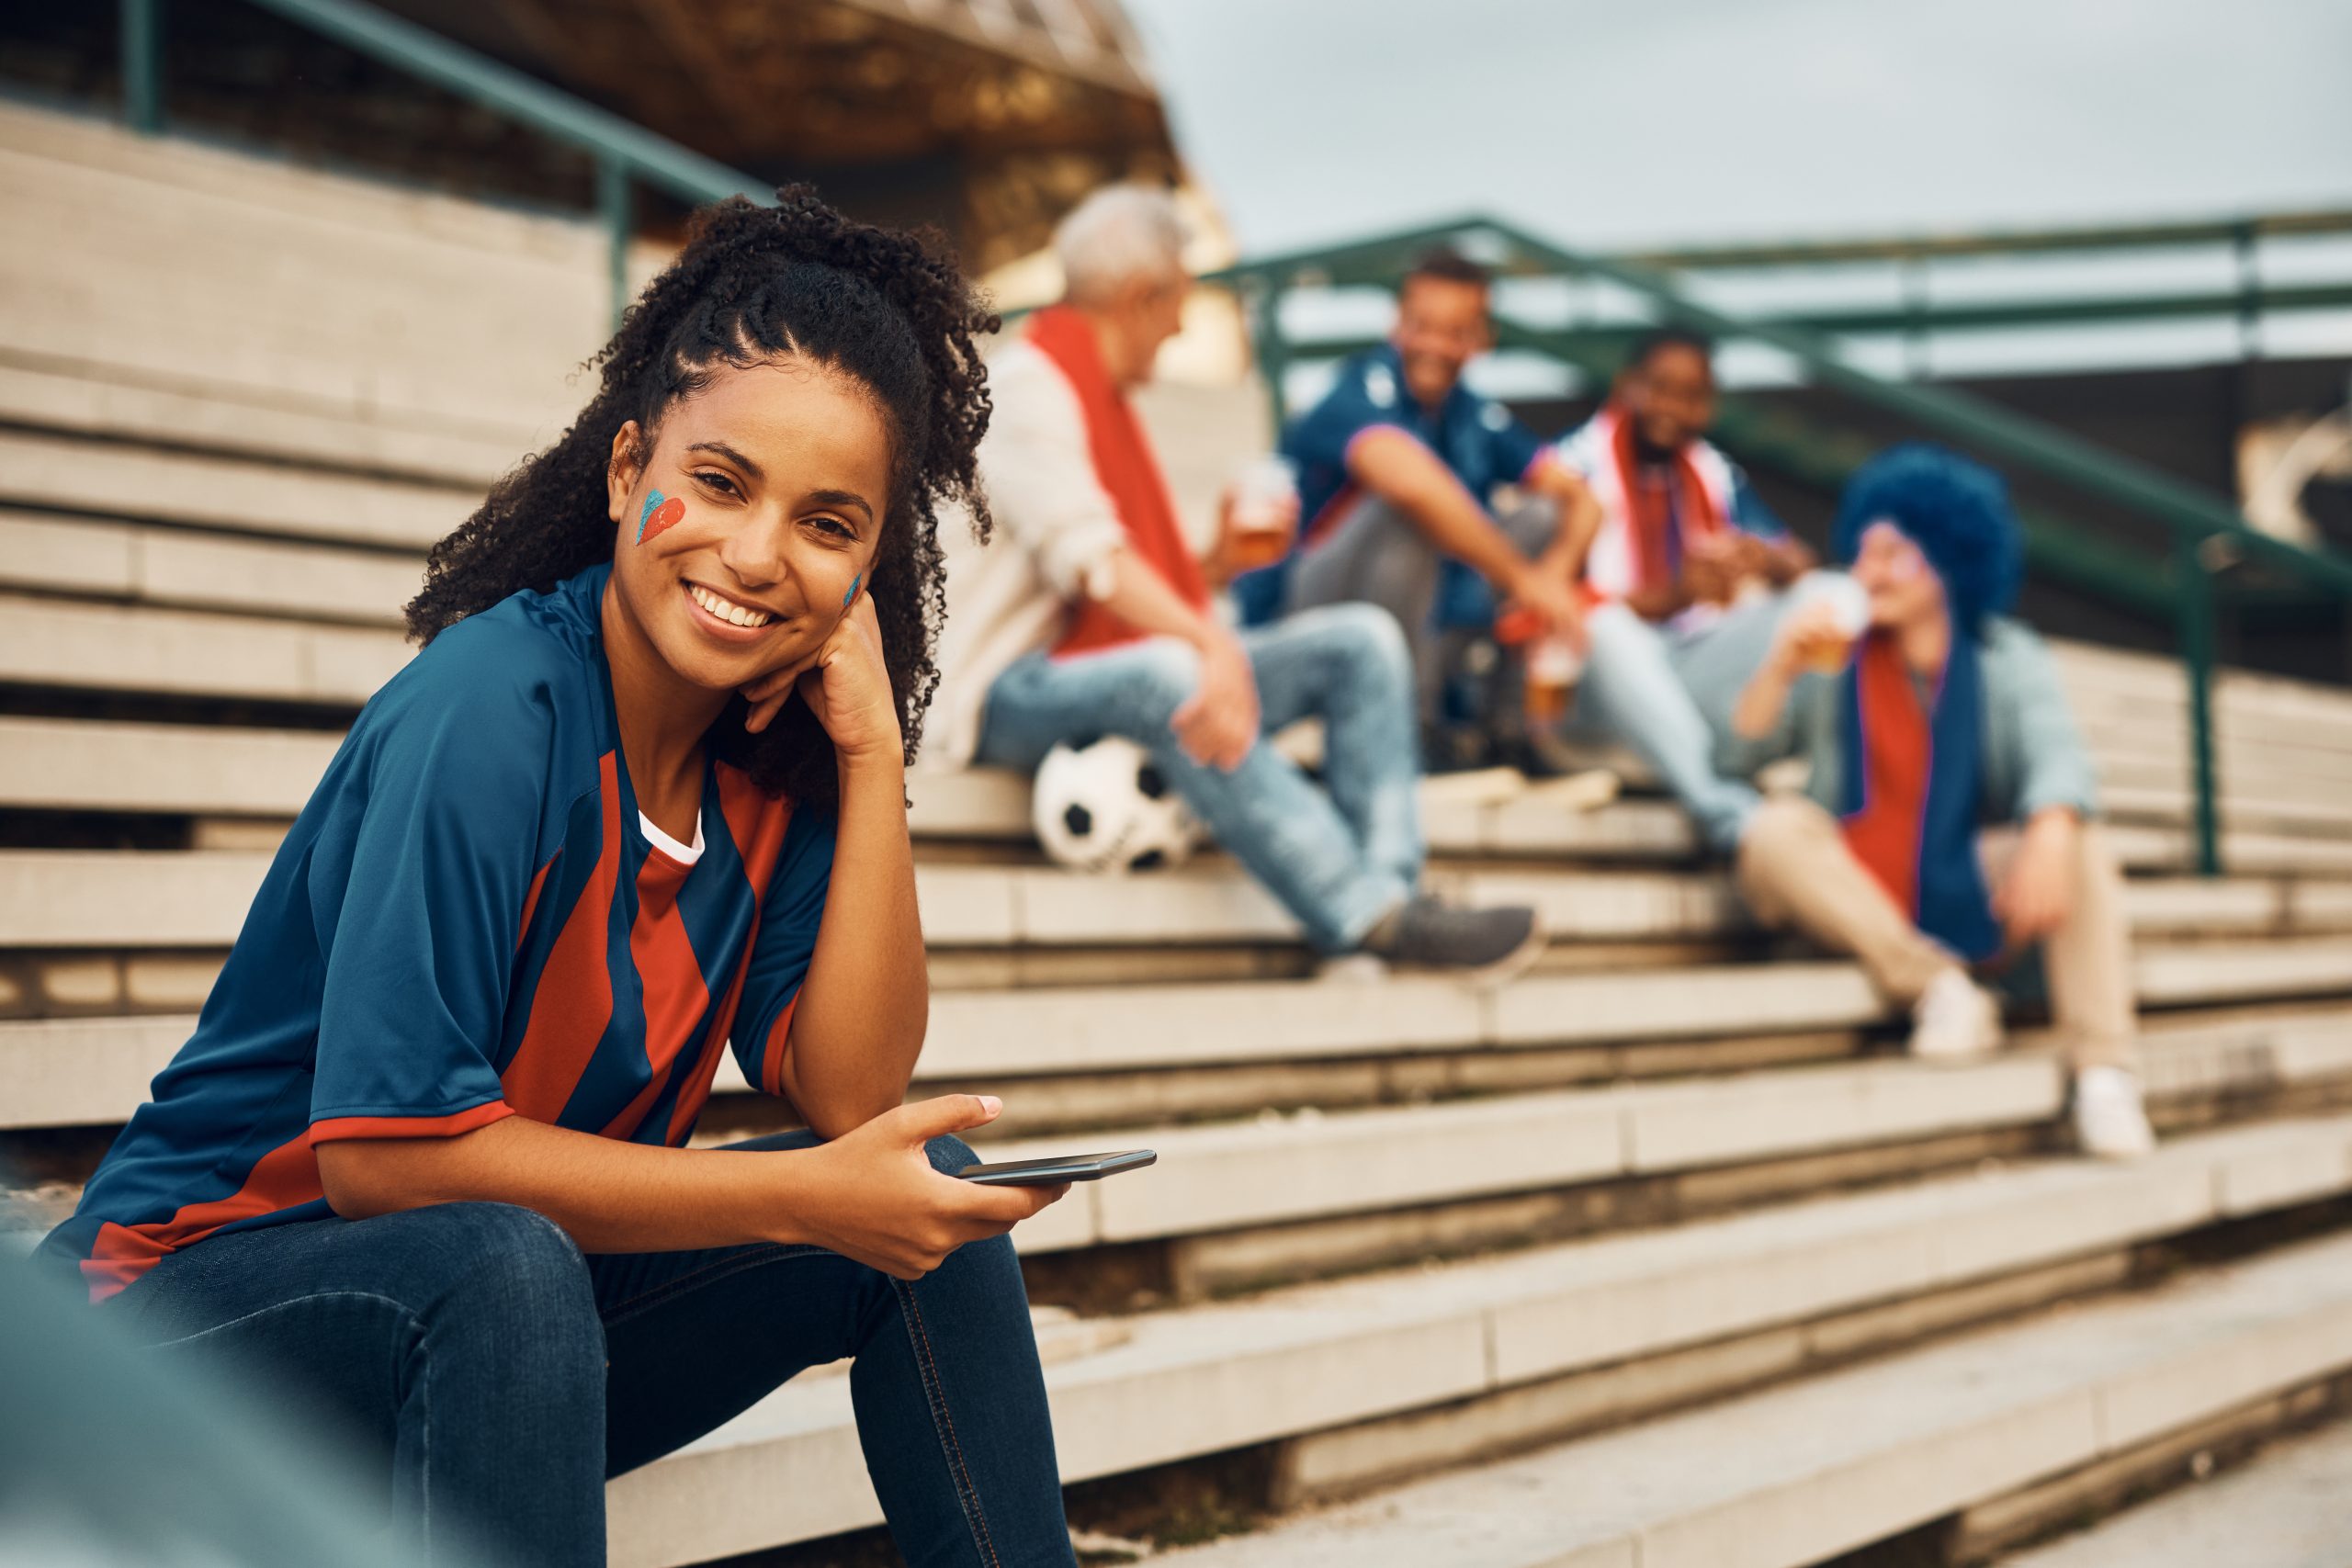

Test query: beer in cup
[1791,574,1871,674]
[1227,456,1297,571]
[1523,635,1584,725]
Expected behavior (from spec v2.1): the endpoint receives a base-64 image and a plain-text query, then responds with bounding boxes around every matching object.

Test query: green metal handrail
[117,0,771,318]
[1213,214,2352,875]
[1616,208,2352,271]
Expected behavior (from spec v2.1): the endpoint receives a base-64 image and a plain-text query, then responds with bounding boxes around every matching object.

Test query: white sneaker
[1908,969,2003,1062]
[2073,1066,2156,1160]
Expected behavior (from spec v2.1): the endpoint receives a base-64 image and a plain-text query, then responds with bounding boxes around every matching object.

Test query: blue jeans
[977,604,1423,953]
[100,1133,1074,1568]
[1576,580,1838,857]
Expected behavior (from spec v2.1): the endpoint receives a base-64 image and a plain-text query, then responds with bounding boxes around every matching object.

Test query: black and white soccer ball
[1031,737,1203,873]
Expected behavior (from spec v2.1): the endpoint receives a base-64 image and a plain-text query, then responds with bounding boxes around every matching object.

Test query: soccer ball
[1031,736,1202,873]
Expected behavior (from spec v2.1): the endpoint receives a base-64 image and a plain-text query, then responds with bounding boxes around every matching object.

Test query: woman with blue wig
[1730,444,2154,1159]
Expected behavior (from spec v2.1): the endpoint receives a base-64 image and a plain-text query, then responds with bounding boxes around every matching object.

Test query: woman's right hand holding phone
[785,1094,1069,1280]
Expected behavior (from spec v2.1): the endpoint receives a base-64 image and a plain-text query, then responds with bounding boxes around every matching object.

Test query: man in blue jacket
[1233,249,1603,771]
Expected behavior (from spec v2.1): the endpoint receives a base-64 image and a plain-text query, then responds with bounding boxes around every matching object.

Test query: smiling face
[604,356,893,694]
[1850,519,1947,631]
[1621,342,1717,457]
[1391,275,1491,409]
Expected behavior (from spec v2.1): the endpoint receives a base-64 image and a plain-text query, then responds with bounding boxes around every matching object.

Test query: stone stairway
[5,99,2352,1566]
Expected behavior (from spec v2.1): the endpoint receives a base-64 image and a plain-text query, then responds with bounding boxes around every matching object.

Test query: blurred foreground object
[0,1255,469,1568]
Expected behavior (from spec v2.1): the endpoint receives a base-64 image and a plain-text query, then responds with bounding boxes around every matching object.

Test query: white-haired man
[927,185,1543,974]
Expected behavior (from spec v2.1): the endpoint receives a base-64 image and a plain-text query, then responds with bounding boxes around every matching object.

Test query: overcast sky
[1120,0,2352,256]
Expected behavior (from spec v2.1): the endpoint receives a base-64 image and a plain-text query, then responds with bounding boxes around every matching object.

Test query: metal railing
[1210,214,2352,875]
[116,0,769,320]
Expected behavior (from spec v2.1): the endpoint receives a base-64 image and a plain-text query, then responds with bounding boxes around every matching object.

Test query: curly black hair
[405,186,998,808]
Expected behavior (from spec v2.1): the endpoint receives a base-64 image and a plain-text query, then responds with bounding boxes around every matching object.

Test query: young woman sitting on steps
[39,189,1080,1568]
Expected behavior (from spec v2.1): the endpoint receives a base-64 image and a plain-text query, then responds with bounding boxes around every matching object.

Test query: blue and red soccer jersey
[40,564,835,1303]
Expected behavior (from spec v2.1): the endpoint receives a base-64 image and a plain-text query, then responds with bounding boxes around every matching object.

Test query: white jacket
[924,337,1130,770]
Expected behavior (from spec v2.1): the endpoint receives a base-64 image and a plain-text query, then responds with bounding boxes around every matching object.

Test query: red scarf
[1027,305,1209,658]
[1607,401,1724,594]
[1838,631,1931,917]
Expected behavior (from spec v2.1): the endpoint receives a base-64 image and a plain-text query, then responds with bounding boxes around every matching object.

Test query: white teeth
[688,583,772,628]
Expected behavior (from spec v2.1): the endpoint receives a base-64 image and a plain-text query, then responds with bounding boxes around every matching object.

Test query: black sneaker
[1369,897,1547,983]
[1419,723,1496,774]
[1498,730,1602,782]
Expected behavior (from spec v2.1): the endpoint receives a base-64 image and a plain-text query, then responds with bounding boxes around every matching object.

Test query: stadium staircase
[6,99,2352,1567]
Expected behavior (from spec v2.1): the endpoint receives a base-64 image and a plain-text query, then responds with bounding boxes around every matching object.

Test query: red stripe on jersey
[621,768,793,1145]
[501,751,622,1122]
[81,1130,322,1303]
[516,851,559,952]
[665,948,749,1145]
[717,765,803,1100]
[717,765,793,891]
[309,1100,515,1145]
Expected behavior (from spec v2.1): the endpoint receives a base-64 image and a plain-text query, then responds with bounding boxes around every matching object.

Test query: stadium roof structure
[388,0,1179,267]
[0,0,1181,270]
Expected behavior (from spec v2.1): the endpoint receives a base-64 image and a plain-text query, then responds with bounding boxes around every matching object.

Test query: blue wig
[1832,444,2023,630]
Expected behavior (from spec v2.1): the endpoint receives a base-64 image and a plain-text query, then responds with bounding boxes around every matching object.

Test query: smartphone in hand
[956,1150,1156,1187]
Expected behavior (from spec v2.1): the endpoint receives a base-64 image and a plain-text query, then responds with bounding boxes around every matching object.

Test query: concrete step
[1157,1220,2352,1568]
[599,1116,2352,1565]
[15,986,2343,1145]
[900,767,2352,872]
[0,97,616,281]
[0,122,598,434]
[1995,1414,2352,1568]
[16,846,2344,955]
[0,428,473,551]
[2100,783,2352,840]
[7,908,2347,1128]
[0,593,410,705]
[0,508,420,626]
[16,987,2352,1266]
[0,356,522,490]
[0,718,344,818]
[972,1052,2061,1258]
[0,718,2335,871]
[2057,637,2352,733]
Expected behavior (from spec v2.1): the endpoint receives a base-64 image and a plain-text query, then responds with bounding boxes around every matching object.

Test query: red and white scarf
[1025,304,1209,658]
[1576,401,1734,603]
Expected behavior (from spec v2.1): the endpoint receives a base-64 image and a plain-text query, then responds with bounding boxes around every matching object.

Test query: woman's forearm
[775,750,928,1137]
[315,1113,817,1251]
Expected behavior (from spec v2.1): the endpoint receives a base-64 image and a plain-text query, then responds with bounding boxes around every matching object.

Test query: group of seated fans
[929,184,2157,1161]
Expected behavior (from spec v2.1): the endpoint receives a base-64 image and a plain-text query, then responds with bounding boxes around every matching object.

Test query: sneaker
[1908,968,2002,1062]
[2072,1066,2156,1160]
[1370,897,1546,984]
[1498,731,1594,783]
[1420,723,1496,775]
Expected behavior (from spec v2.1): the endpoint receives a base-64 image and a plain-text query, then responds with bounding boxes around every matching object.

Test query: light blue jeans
[1575,585,1810,857]
[977,604,1423,954]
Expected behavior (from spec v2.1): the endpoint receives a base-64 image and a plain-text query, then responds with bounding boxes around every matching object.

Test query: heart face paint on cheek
[842,571,862,609]
[636,490,686,546]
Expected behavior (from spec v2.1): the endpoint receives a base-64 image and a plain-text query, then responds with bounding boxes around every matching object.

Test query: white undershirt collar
[638,808,706,865]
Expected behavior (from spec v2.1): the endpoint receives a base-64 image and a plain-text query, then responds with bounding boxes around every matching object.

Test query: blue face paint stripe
[636,489,667,545]
[842,571,862,608]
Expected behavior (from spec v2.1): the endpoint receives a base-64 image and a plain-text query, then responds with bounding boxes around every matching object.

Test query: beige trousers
[1735,795,2137,1071]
